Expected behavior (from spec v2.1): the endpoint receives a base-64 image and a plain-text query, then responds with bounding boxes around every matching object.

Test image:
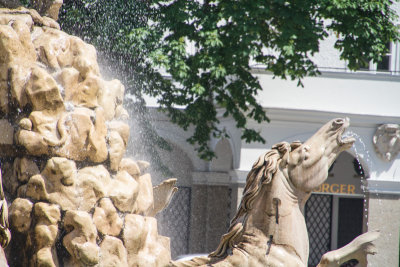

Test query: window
[355,41,400,74]
[376,42,392,71]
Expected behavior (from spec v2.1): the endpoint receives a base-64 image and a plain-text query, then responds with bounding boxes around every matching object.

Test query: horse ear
[281,151,290,165]
[290,141,302,150]
[272,142,291,165]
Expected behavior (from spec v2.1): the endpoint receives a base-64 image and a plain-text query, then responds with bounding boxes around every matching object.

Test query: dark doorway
[337,198,364,248]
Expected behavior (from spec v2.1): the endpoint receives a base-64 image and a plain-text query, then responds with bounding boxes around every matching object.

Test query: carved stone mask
[373,124,400,161]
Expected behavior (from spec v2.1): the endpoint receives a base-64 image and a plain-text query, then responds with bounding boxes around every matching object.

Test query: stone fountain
[0,2,381,267]
[0,2,176,266]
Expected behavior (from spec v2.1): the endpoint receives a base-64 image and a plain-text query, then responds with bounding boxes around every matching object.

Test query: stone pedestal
[367,194,400,266]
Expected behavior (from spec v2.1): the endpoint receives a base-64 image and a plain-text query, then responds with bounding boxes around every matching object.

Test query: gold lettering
[340,184,346,193]
[314,183,356,195]
[348,185,355,194]
[322,183,330,193]
[330,184,339,193]
[314,185,322,192]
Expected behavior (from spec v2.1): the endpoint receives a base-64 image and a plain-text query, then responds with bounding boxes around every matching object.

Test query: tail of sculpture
[170,255,210,267]
[148,178,178,217]
[317,231,380,267]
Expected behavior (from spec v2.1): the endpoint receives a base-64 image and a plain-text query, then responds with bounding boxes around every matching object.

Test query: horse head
[283,118,355,192]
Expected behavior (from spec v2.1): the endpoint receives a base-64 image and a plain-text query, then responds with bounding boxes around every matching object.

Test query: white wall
[255,71,400,117]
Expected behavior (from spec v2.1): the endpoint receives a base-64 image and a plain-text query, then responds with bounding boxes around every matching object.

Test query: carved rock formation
[0,6,178,267]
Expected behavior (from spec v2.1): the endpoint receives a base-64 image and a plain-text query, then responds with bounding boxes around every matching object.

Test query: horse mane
[209,141,302,258]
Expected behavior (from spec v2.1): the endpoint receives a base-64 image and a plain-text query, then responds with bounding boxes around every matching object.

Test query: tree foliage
[149,0,399,159]
[59,0,399,160]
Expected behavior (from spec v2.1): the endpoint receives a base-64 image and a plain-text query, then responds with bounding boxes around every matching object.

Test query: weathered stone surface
[21,158,77,210]
[2,162,18,196]
[77,165,112,186]
[1,7,174,267]
[0,24,32,64]
[17,107,110,162]
[43,158,80,210]
[68,73,101,108]
[13,157,40,183]
[118,158,141,179]
[20,157,111,212]
[93,198,122,237]
[31,0,63,20]
[123,214,171,267]
[55,67,79,96]
[9,198,33,233]
[108,121,130,146]
[26,66,64,111]
[54,109,94,161]
[0,9,129,162]
[108,121,130,171]
[25,174,49,202]
[63,210,99,266]
[0,9,34,28]
[75,165,111,212]
[108,171,139,212]
[137,160,151,174]
[108,131,126,172]
[115,105,129,120]
[75,175,107,212]
[98,79,125,121]
[16,128,49,156]
[99,236,128,267]
[32,202,61,267]
[0,120,13,145]
[133,173,154,215]
[88,107,108,163]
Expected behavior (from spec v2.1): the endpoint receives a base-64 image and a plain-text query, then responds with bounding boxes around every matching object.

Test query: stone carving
[0,4,382,267]
[373,124,400,161]
[31,0,63,20]
[0,173,10,249]
[32,202,61,266]
[63,210,99,266]
[99,236,128,266]
[317,230,380,267]
[93,198,123,237]
[0,6,178,267]
[172,118,379,267]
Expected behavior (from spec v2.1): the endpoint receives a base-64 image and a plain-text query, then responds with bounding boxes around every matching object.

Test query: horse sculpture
[172,118,379,267]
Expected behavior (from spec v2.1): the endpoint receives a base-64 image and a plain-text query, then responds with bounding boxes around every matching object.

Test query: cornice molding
[366,180,400,195]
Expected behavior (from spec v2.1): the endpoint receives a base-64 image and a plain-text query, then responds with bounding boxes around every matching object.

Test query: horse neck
[241,170,310,254]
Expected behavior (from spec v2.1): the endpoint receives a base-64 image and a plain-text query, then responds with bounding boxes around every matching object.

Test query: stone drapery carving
[373,124,400,161]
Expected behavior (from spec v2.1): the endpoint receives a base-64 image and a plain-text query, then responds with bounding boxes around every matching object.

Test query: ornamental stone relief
[373,124,400,161]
